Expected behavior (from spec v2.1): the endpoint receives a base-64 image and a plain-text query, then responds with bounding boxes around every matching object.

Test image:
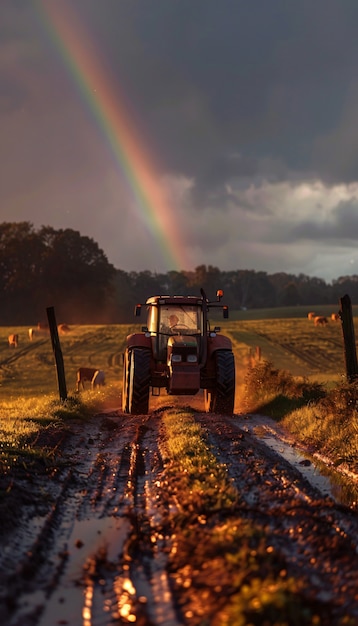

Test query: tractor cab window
[147,306,158,333]
[153,304,202,361]
[159,306,202,334]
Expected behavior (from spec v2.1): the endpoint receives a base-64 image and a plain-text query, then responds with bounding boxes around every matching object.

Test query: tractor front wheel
[127,348,151,415]
[205,350,235,415]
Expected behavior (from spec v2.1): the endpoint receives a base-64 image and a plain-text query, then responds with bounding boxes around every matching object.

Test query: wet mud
[1,408,358,625]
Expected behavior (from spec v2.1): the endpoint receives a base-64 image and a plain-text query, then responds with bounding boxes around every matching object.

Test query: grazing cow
[37,322,50,333]
[28,328,35,341]
[314,316,328,326]
[91,370,105,389]
[331,312,340,321]
[58,323,71,334]
[307,312,316,320]
[76,367,105,391]
[8,334,18,348]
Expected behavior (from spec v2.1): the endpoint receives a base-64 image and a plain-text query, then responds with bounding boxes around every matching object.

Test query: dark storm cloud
[79,0,358,192]
[4,0,358,189]
[291,199,358,242]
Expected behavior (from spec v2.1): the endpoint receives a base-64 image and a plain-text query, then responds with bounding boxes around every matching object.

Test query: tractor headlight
[187,354,198,363]
[171,354,182,362]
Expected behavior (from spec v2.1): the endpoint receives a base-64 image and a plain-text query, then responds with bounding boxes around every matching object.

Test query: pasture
[0,324,135,401]
[0,309,351,403]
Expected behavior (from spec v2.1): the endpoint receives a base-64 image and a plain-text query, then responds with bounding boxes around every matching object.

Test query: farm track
[107,352,123,367]
[255,330,344,371]
[280,342,339,369]
[0,412,179,626]
[0,339,48,368]
[1,408,358,624]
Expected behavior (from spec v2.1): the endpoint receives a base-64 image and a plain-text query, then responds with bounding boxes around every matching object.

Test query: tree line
[0,222,356,324]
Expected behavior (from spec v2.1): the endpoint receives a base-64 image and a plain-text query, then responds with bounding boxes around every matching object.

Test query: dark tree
[0,222,46,323]
[38,227,116,323]
[0,223,116,324]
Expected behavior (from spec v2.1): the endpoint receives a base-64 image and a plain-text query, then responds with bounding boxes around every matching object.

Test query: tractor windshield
[158,305,202,334]
[147,304,203,361]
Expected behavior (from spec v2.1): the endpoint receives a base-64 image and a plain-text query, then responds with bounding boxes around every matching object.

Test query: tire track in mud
[4,408,358,625]
[2,413,181,626]
[193,413,358,621]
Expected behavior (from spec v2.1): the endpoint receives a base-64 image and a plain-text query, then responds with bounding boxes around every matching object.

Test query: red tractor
[122,289,235,415]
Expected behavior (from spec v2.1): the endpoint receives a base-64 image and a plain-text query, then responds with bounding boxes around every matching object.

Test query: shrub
[244,360,325,412]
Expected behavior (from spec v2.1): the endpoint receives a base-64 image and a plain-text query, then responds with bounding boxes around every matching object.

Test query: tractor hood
[166,335,200,394]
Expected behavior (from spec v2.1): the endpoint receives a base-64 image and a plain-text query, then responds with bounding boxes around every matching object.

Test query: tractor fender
[126,333,152,350]
[207,334,232,358]
[204,334,233,379]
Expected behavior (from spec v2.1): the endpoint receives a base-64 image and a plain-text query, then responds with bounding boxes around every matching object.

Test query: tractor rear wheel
[204,350,235,415]
[127,348,151,415]
[122,350,130,412]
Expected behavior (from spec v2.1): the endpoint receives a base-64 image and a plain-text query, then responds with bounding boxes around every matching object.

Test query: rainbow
[36,1,187,271]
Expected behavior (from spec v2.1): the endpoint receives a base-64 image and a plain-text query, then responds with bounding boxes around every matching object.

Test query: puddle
[241,416,358,509]
[27,516,132,626]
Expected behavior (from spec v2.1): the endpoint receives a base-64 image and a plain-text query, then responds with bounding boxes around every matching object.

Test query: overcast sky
[2,1,358,282]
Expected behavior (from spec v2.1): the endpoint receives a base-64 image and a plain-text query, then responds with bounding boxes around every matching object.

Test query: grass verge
[244,360,358,474]
[0,390,115,471]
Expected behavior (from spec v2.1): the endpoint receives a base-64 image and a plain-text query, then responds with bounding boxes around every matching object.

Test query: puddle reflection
[243,418,358,509]
[37,516,131,626]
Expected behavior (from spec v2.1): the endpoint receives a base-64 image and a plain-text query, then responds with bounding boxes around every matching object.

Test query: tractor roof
[145,295,203,306]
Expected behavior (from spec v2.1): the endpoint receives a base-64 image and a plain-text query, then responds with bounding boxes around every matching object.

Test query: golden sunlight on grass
[163,408,237,510]
[0,390,119,462]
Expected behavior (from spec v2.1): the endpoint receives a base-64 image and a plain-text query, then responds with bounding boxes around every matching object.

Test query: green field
[0,307,351,403]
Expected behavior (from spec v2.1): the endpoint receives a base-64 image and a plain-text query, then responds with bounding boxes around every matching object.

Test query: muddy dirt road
[1,408,358,626]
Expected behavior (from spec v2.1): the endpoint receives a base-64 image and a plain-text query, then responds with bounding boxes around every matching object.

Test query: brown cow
[314,316,328,326]
[28,328,35,341]
[58,324,71,334]
[76,367,105,391]
[36,323,50,336]
[331,313,340,321]
[37,322,49,331]
[307,312,316,320]
[8,333,18,348]
[92,370,105,388]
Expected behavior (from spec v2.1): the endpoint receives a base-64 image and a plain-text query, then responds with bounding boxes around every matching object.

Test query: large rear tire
[205,350,235,415]
[128,348,151,415]
[122,350,130,413]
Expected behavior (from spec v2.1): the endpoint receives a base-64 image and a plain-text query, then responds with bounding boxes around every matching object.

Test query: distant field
[0,308,352,401]
[228,304,358,321]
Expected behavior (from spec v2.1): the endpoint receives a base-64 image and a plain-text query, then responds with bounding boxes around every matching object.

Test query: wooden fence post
[339,294,358,383]
[46,307,67,401]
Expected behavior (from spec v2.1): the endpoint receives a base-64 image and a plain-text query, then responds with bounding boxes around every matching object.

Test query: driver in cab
[160,314,180,334]
[169,314,179,330]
